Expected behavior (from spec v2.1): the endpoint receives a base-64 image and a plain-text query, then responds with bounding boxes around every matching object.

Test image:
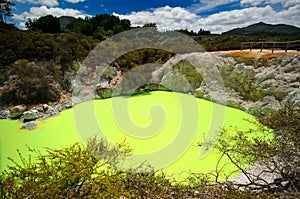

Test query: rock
[160,71,193,93]
[229,159,281,189]
[96,87,113,99]
[21,121,37,130]
[285,90,300,104]
[45,107,59,117]
[55,104,65,112]
[23,110,39,122]
[42,104,49,112]
[262,95,280,108]
[0,110,10,119]
[36,106,44,112]
[194,87,211,100]
[65,102,74,109]
[226,100,245,110]
[10,105,26,119]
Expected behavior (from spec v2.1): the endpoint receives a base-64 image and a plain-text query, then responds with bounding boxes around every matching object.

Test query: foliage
[0,27,95,67]
[143,23,157,28]
[177,28,211,36]
[65,14,131,40]
[0,138,129,198]
[0,27,96,105]
[58,16,75,31]
[26,15,61,33]
[0,138,204,198]
[112,48,173,72]
[0,0,14,23]
[207,101,300,196]
[0,59,61,105]
[258,101,300,191]
[172,60,203,90]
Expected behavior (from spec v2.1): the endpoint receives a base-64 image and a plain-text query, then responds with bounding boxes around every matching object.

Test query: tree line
[25,14,131,40]
[24,14,211,40]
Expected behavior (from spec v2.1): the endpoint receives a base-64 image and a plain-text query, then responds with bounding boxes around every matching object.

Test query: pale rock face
[149,53,300,116]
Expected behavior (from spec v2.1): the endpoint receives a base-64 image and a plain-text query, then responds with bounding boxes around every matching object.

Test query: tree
[208,100,300,194]
[0,138,202,198]
[26,15,60,33]
[198,28,210,35]
[120,19,131,30]
[143,23,157,28]
[0,0,15,23]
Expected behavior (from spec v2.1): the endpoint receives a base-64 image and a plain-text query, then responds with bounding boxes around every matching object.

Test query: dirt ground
[218,49,300,58]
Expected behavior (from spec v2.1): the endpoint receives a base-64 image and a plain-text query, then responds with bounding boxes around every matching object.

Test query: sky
[10,0,300,33]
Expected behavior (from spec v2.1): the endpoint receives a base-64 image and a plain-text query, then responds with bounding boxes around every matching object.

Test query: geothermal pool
[0,91,260,181]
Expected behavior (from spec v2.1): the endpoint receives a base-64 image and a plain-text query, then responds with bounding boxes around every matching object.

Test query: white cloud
[271,4,300,25]
[190,0,239,12]
[241,0,300,7]
[114,6,202,31]
[19,22,26,28]
[240,0,264,6]
[199,6,276,33]
[280,0,300,7]
[64,0,85,3]
[15,0,59,7]
[114,4,300,34]
[13,6,89,27]
[201,4,300,33]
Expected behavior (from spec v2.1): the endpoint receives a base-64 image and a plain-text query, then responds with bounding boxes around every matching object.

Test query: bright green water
[0,91,260,181]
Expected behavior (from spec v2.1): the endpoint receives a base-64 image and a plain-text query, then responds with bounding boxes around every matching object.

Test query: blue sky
[11,0,300,33]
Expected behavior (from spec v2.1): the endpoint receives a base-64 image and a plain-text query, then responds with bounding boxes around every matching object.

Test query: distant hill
[59,16,75,30]
[223,22,300,35]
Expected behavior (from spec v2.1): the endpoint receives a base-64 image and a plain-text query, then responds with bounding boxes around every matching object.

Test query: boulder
[160,71,193,93]
[262,95,280,109]
[0,110,10,119]
[45,107,59,117]
[10,105,26,119]
[42,104,49,112]
[23,110,39,122]
[226,100,245,111]
[285,90,300,102]
[65,102,74,109]
[96,87,113,99]
[21,121,37,130]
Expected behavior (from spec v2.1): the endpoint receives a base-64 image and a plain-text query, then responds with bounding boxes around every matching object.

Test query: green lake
[0,91,261,181]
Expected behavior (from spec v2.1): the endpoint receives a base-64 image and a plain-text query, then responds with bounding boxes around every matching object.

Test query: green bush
[0,138,203,198]
[0,59,61,105]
